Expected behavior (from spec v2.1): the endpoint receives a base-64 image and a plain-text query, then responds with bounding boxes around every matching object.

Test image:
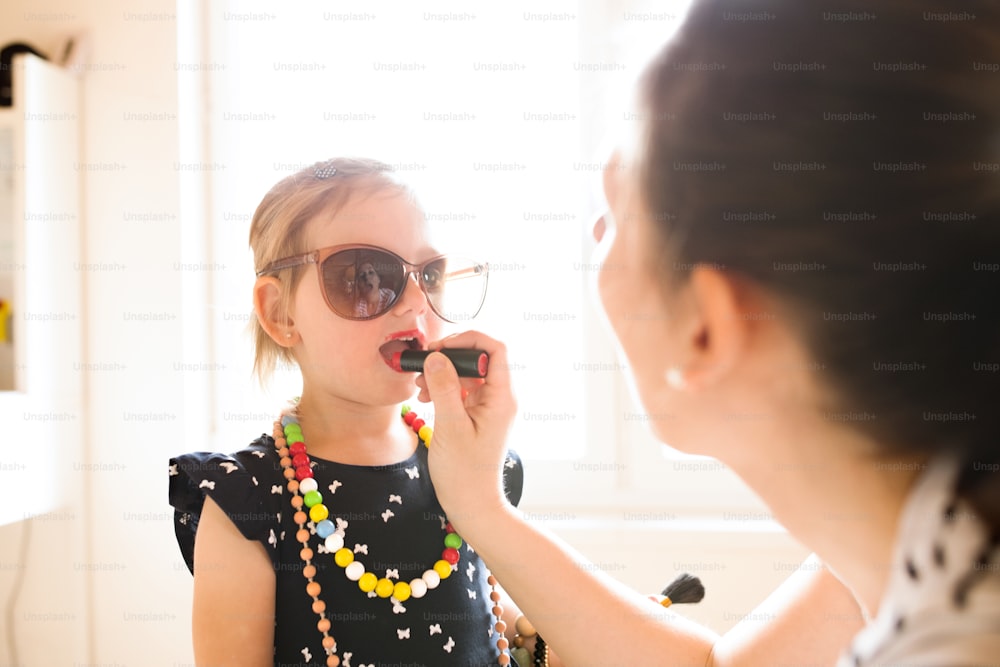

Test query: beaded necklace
[272,404,510,667]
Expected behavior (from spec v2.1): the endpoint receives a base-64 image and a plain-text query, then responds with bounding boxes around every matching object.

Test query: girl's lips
[378,329,426,369]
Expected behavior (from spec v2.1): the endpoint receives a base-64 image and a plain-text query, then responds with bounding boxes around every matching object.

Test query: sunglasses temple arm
[443,264,488,281]
[256,254,317,276]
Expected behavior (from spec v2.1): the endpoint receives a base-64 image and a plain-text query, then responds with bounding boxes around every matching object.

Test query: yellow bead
[358,572,378,592]
[309,503,329,523]
[393,581,411,602]
[375,578,395,598]
[334,548,354,568]
[433,559,452,579]
[418,425,432,443]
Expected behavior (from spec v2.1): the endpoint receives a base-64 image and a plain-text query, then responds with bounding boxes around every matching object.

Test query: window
[196,0,769,519]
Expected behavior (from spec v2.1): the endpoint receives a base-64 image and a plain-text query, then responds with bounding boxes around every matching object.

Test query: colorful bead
[325,534,344,553]
[315,519,335,538]
[303,490,322,507]
[409,578,428,598]
[410,418,425,432]
[393,581,411,601]
[422,569,441,589]
[306,581,321,597]
[433,559,453,579]
[309,503,329,523]
[295,465,313,481]
[334,548,354,568]
[375,578,394,598]
[286,432,304,444]
[401,404,412,416]
[344,561,365,581]
[289,441,307,457]
[298,476,318,494]
[442,547,460,565]
[443,532,463,549]
[292,452,310,469]
[418,424,433,441]
[358,572,378,592]
[280,415,296,427]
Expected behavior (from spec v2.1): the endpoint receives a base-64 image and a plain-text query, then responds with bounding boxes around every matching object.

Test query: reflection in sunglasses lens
[320,250,487,322]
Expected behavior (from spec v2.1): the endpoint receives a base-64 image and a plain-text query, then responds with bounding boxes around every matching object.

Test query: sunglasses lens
[320,249,405,319]
[422,257,488,323]
[319,249,488,321]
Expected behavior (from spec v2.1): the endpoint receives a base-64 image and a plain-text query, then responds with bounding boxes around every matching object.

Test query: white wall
[0,1,192,665]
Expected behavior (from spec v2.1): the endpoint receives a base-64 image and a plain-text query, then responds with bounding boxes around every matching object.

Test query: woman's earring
[285,332,293,339]
[665,367,687,390]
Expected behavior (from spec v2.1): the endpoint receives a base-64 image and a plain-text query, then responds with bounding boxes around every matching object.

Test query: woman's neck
[723,424,924,617]
[290,390,416,466]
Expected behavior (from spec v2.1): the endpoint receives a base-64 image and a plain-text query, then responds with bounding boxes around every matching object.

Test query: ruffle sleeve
[168,436,285,574]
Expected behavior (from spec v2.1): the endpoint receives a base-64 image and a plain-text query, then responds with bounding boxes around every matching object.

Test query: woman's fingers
[425,331,514,391]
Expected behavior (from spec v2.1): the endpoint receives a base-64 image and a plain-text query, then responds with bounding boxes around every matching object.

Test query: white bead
[422,569,441,589]
[299,478,318,494]
[409,578,428,598]
[344,561,365,581]
[325,534,344,553]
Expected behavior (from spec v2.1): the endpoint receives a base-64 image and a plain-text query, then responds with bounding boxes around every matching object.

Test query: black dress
[169,433,523,667]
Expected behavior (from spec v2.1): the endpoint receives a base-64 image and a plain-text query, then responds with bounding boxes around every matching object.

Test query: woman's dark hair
[637,1,999,528]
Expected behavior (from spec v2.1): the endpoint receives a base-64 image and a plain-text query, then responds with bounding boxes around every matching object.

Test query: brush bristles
[661,572,705,604]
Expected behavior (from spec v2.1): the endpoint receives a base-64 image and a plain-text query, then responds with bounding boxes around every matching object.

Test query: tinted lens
[423,257,488,323]
[320,249,405,319]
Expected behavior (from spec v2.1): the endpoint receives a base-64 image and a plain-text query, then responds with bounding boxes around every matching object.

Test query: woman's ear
[670,265,747,391]
[253,276,298,347]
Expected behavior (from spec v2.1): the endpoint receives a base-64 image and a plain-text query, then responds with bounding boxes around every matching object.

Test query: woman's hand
[415,331,517,537]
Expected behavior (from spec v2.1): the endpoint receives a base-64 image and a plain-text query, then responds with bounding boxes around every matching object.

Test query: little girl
[168,157,524,666]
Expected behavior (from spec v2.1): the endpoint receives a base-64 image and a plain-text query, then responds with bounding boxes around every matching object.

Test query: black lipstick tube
[394,348,489,378]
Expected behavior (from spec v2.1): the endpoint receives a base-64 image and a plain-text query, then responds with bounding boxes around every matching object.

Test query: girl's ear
[254,276,298,347]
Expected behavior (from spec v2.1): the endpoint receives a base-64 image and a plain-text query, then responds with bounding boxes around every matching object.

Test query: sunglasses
[256,244,489,322]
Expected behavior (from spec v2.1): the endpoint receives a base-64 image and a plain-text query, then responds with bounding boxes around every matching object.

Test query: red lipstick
[389,348,489,378]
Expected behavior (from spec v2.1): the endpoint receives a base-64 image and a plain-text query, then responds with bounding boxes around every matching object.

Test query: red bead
[410,418,425,432]
[403,411,418,425]
[295,465,314,481]
[289,441,307,456]
[445,522,455,533]
[292,452,310,468]
[442,547,460,564]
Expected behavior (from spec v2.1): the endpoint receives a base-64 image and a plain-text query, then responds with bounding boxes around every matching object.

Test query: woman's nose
[592,212,608,243]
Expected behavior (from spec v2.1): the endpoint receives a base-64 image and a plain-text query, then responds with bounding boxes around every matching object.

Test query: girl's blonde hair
[248,157,413,383]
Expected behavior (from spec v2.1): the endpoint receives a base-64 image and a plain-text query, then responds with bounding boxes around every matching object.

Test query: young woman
[418,1,1000,665]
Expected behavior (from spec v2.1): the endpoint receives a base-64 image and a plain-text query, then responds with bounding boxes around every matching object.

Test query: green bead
[283,423,302,435]
[400,404,411,416]
[286,432,304,444]
[444,532,463,549]
[303,490,322,508]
